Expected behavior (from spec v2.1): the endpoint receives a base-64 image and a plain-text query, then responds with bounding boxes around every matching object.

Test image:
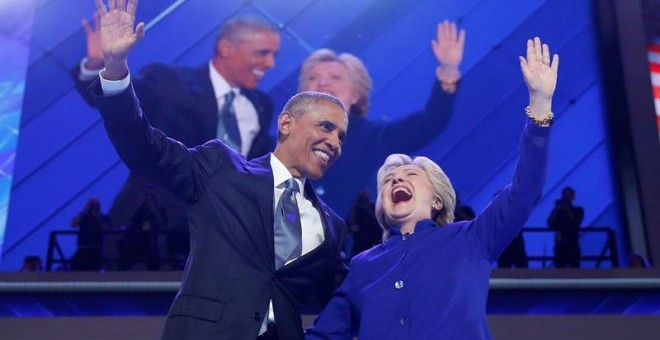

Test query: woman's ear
[432,199,443,211]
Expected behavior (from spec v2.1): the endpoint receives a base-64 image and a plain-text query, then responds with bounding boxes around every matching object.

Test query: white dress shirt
[261,154,326,333]
[208,62,260,156]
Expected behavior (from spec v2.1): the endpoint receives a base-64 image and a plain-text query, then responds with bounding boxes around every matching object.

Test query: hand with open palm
[93,0,145,80]
[432,20,466,91]
[519,37,559,121]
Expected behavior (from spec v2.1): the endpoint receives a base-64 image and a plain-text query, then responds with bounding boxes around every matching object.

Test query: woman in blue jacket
[298,21,465,218]
[306,37,558,339]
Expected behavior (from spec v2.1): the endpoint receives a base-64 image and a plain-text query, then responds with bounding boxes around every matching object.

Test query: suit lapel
[241,88,268,129]
[247,154,276,267]
[299,182,336,260]
[190,65,219,141]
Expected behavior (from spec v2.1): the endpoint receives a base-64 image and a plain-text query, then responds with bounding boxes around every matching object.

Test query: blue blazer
[94,82,348,340]
[307,122,550,340]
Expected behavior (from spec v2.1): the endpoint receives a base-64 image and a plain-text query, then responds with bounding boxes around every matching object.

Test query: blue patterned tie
[217,90,242,152]
[274,178,302,269]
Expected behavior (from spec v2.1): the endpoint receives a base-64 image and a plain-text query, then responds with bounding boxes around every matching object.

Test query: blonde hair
[375,154,456,241]
[298,49,372,117]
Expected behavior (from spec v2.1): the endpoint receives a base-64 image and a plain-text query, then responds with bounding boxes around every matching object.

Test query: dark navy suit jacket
[94,82,348,340]
[73,63,274,231]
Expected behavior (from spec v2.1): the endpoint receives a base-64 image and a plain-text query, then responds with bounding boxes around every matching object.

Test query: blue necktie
[274,178,303,269]
[217,90,242,152]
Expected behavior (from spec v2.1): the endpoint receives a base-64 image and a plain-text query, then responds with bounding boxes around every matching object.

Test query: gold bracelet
[525,106,553,127]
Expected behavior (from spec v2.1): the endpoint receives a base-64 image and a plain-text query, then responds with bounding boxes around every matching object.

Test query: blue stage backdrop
[1,0,629,270]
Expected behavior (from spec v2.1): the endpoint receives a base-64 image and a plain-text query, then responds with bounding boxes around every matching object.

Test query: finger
[108,0,117,11]
[551,54,559,72]
[439,21,448,41]
[117,0,127,11]
[519,56,530,78]
[542,44,550,65]
[442,20,452,41]
[526,39,534,61]
[458,29,466,47]
[94,0,107,15]
[127,0,138,16]
[82,19,92,34]
[450,22,457,41]
[534,37,542,63]
[135,21,146,41]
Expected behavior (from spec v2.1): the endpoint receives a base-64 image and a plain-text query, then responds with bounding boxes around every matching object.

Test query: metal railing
[46,226,619,270]
[520,227,619,268]
[46,230,188,271]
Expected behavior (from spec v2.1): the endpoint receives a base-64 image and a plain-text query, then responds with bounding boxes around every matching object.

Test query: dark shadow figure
[547,187,584,268]
[346,190,382,257]
[71,197,111,271]
[116,186,167,270]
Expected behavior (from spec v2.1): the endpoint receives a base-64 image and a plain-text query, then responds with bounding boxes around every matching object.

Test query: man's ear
[278,112,293,136]
[217,39,233,58]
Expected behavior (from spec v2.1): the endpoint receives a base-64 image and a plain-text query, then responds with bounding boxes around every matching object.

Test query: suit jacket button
[253,312,262,321]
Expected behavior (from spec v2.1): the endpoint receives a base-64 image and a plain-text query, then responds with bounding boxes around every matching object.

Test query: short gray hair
[277,91,346,139]
[298,49,372,117]
[375,154,456,241]
[216,15,278,45]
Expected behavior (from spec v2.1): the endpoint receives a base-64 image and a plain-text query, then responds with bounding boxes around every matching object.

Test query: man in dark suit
[71,9,280,242]
[91,1,348,338]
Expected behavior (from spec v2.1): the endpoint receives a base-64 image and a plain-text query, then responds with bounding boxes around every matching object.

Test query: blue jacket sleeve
[306,265,357,339]
[373,80,456,155]
[466,121,550,260]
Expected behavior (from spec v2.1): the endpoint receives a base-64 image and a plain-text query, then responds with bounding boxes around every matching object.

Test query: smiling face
[274,95,348,180]
[214,29,280,89]
[300,61,358,113]
[379,164,439,229]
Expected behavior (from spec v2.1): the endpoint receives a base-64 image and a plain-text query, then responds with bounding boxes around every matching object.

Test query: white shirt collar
[270,154,306,193]
[209,61,236,99]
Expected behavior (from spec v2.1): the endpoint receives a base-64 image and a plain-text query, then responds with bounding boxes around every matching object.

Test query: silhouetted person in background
[116,186,167,271]
[20,255,43,272]
[498,233,528,268]
[453,194,476,222]
[482,189,529,268]
[548,186,584,268]
[71,197,111,271]
[346,190,381,257]
[628,253,650,268]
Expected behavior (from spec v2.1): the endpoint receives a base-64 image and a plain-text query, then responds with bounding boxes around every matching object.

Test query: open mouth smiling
[391,186,413,204]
